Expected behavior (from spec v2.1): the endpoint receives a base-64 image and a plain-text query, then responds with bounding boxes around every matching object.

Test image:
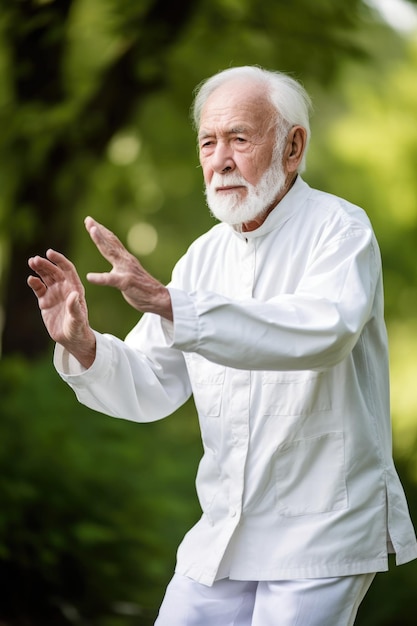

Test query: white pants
[154,572,375,626]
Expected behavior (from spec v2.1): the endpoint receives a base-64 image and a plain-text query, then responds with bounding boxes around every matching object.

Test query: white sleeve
[54,314,192,423]
[167,229,380,372]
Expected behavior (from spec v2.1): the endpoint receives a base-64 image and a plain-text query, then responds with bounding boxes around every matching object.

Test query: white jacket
[55,177,417,586]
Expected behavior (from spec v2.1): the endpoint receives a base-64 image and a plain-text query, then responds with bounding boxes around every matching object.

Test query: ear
[283,126,307,173]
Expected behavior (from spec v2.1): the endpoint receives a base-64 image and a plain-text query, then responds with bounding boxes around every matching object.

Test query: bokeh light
[127,221,158,256]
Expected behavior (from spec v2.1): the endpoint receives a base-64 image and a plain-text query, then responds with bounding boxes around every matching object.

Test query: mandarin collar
[231,176,310,241]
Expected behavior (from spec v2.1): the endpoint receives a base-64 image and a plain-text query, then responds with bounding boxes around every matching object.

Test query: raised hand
[84,217,173,321]
[27,249,96,368]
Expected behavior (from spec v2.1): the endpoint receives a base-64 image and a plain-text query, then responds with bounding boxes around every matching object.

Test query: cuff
[167,287,200,352]
[53,330,113,383]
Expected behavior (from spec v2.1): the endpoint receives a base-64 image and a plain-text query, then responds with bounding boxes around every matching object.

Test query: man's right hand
[28,249,96,369]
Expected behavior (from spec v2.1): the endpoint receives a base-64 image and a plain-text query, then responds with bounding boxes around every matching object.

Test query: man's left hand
[85,217,173,321]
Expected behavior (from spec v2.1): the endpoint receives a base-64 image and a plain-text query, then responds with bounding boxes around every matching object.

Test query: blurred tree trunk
[1,0,197,358]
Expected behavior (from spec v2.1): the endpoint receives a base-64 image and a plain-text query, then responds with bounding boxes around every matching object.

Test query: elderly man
[28,66,417,626]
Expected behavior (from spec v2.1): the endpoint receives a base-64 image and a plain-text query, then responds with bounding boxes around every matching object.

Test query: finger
[27,274,47,297]
[28,255,46,272]
[45,249,78,274]
[84,215,100,232]
[85,216,126,264]
[28,254,64,287]
[66,290,84,319]
[86,271,120,288]
[84,216,110,244]
[85,216,116,237]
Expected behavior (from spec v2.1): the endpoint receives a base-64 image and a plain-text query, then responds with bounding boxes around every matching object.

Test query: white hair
[192,66,312,172]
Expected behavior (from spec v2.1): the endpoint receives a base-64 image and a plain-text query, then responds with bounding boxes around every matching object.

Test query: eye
[200,139,215,152]
[234,136,250,151]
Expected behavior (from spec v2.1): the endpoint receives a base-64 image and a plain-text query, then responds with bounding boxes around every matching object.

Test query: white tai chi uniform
[54,177,417,620]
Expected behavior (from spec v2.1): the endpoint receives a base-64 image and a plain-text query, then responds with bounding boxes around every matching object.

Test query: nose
[211,141,235,174]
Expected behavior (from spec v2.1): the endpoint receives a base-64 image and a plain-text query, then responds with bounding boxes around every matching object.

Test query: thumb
[67,291,84,318]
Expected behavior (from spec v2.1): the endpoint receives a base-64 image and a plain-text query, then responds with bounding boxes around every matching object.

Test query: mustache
[207,173,249,190]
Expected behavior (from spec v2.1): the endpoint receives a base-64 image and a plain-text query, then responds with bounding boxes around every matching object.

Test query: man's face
[198,79,288,230]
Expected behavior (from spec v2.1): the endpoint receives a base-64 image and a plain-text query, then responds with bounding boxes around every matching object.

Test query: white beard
[204,151,287,228]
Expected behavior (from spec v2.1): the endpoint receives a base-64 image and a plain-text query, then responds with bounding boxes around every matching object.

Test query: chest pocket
[261,370,331,417]
[185,354,225,417]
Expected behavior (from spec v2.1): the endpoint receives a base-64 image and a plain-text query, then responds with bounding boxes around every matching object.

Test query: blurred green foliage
[1,0,417,623]
[0,355,201,624]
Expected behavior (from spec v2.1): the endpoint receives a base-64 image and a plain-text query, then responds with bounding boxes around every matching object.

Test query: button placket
[240,238,256,298]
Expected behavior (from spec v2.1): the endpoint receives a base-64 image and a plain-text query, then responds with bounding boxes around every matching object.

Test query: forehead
[199,79,275,137]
